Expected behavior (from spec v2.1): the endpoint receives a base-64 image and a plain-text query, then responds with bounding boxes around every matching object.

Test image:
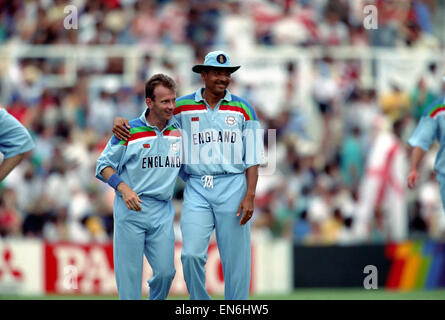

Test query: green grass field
[1,288,445,300]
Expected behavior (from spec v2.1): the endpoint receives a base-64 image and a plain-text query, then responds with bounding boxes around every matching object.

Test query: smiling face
[146,85,176,123]
[201,68,232,97]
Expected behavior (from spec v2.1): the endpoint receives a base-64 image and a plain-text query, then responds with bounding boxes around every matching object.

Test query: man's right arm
[100,166,142,211]
[95,133,142,211]
[406,113,438,189]
[407,146,426,189]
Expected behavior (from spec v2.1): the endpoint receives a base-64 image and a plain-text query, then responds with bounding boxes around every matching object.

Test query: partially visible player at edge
[407,76,445,211]
[112,51,264,300]
[96,74,181,300]
[0,106,35,183]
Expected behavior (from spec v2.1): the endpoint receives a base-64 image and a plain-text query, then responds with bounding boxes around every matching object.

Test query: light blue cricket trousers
[180,173,251,300]
[113,195,176,300]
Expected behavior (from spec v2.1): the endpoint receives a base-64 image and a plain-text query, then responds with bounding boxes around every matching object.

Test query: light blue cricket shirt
[96,109,182,201]
[173,88,264,178]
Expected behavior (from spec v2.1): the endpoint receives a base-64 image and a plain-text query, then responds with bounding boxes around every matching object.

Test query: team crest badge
[225,115,236,126]
[217,54,227,64]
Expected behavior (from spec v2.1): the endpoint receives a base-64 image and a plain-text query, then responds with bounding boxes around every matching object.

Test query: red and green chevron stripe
[428,104,445,118]
[174,99,207,115]
[219,102,254,121]
[119,126,156,146]
[164,125,181,138]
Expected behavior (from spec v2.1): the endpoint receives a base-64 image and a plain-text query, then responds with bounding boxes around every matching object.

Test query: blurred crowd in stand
[0,0,441,56]
[0,0,445,244]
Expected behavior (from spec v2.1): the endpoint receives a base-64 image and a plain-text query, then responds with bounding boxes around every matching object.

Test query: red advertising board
[44,241,229,296]
[45,242,115,294]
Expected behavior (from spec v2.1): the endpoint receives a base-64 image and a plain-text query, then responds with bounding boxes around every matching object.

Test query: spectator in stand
[417,170,445,239]
[5,95,33,128]
[312,56,341,115]
[271,4,311,46]
[185,1,222,54]
[424,63,444,95]
[7,163,43,215]
[411,77,438,121]
[15,64,44,108]
[413,0,434,34]
[0,188,22,237]
[318,9,349,46]
[340,126,364,188]
[368,0,403,47]
[218,0,255,54]
[321,207,346,244]
[131,1,162,46]
[380,81,411,123]
[350,25,370,47]
[78,1,100,44]
[403,19,439,49]
[159,0,189,46]
[345,89,380,152]
[354,118,409,242]
[293,209,312,244]
[251,0,282,45]
[116,88,140,122]
[306,176,333,242]
[87,90,117,137]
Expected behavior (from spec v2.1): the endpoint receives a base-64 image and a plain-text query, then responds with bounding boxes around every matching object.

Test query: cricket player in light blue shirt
[0,107,34,182]
[407,86,445,210]
[112,51,264,300]
[96,74,181,300]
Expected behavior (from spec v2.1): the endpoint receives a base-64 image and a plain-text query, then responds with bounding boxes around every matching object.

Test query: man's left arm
[237,164,259,225]
[237,99,263,225]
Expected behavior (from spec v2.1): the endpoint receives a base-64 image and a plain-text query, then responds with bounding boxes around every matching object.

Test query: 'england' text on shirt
[141,156,181,169]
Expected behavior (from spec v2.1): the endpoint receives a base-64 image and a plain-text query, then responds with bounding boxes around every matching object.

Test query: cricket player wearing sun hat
[112,51,264,300]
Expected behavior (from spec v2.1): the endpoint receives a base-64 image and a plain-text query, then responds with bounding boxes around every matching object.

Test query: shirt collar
[194,88,232,103]
[139,108,150,126]
[139,108,179,129]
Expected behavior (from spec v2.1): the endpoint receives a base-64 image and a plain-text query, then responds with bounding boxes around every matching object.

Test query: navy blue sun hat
[192,51,240,74]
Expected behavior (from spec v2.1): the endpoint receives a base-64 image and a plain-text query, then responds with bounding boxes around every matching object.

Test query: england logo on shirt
[225,115,236,126]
